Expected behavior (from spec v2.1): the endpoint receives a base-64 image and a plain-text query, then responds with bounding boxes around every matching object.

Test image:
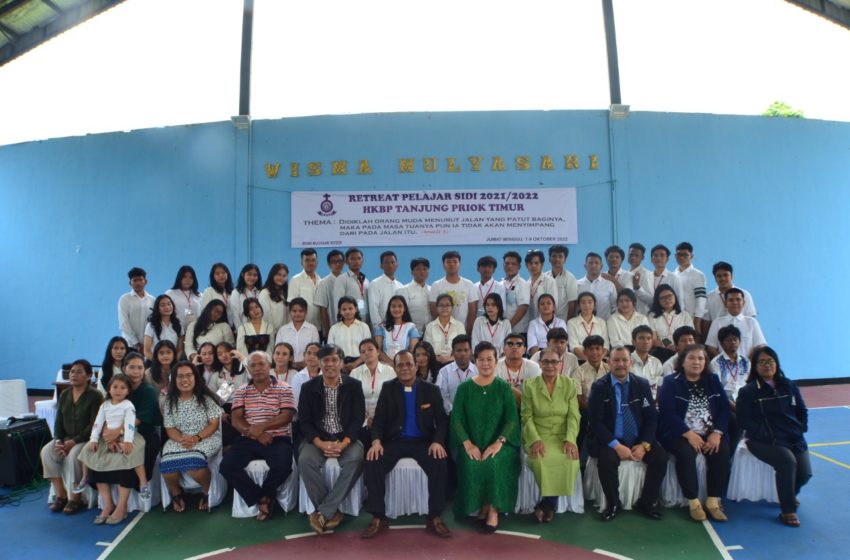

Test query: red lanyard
[438,321,452,344]
[479,280,495,302]
[581,317,594,337]
[726,358,739,384]
[182,290,193,307]
[354,273,365,297]
[485,321,500,340]
[390,323,403,342]
[456,368,472,384]
[505,366,520,386]
[663,312,675,336]
[369,369,377,392]
[530,276,542,302]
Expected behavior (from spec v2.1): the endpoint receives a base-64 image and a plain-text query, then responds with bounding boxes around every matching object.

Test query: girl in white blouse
[200,263,235,327]
[258,263,290,333]
[165,265,201,328]
[184,301,235,360]
[327,296,372,372]
[423,293,466,365]
[607,288,650,348]
[230,264,262,328]
[374,295,421,364]
[236,297,276,357]
[566,291,610,360]
[192,342,217,385]
[649,284,694,352]
[272,342,299,385]
[144,294,183,360]
[471,293,512,357]
[526,293,567,357]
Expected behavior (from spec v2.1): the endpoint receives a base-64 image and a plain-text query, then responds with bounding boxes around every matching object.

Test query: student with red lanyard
[374,295,420,364]
[435,335,477,414]
[495,333,541,407]
[272,342,299,385]
[349,338,396,446]
[471,293,512,356]
[333,247,370,326]
[230,264,263,328]
[423,294,466,365]
[527,294,567,357]
[501,251,531,335]
[525,249,558,324]
[473,256,507,319]
[200,263,235,327]
[567,292,610,361]
[429,250,479,334]
[165,265,202,329]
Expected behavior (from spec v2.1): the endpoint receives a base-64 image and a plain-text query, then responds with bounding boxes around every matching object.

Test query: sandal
[63,499,83,515]
[198,494,210,512]
[779,513,801,527]
[49,496,68,513]
[171,494,186,513]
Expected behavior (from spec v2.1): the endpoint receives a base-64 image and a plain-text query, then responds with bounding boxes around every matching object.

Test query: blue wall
[1,111,848,388]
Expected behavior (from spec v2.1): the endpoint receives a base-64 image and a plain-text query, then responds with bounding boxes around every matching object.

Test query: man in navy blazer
[361,350,451,539]
[588,346,668,521]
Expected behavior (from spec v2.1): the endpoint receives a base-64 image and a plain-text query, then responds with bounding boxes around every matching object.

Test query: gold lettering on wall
[589,154,599,170]
[308,162,322,176]
[446,157,461,173]
[265,163,280,178]
[290,163,299,177]
[423,157,438,173]
[332,160,347,176]
[515,155,531,171]
[564,155,580,170]
[468,156,482,172]
[491,156,506,172]
[399,158,415,173]
[358,159,373,175]
[539,155,554,171]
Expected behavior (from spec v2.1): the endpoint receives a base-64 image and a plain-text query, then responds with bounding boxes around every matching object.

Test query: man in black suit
[588,346,668,521]
[361,350,451,539]
[299,344,366,535]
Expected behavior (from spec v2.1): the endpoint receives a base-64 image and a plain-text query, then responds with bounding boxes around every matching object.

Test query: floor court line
[96,512,144,560]
[592,549,634,560]
[702,521,734,560]
[183,548,235,560]
[809,441,850,447]
[810,451,850,470]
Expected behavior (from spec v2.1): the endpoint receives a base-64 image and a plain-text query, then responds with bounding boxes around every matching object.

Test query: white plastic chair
[0,379,29,418]
[298,457,364,516]
[34,369,65,436]
[515,450,584,514]
[660,453,708,507]
[160,452,228,511]
[385,458,429,519]
[727,440,779,503]
[231,459,299,517]
[583,457,647,512]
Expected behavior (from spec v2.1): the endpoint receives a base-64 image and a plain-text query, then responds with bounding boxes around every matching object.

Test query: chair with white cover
[583,457,646,512]
[98,457,162,513]
[516,450,584,514]
[231,459,299,517]
[660,453,707,507]
[384,458,429,519]
[0,379,29,419]
[161,450,228,512]
[298,457,364,516]
[34,369,65,436]
[727,440,779,503]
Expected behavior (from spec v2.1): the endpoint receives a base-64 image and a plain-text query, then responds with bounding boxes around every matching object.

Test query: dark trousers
[727,411,741,452]
[746,440,812,514]
[363,439,448,518]
[669,436,730,499]
[595,444,667,507]
[219,436,293,507]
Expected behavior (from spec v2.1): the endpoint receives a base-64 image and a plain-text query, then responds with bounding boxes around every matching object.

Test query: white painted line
[389,524,426,529]
[183,548,235,560]
[284,530,335,540]
[726,545,744,551]
[96,512,145,560]
[95,542,111,547]
[592,549,633,560]
[494,530,540,539]
[809,406,850,410]
[702,520,734,560]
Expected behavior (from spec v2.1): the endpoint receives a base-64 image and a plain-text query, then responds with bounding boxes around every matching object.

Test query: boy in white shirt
[275,298,320,370]
[546,244,578,320]
[703,261,757,329]
[661,326,697,375]
[314,250,346,339]
[602,245,634,294]
[501,251,531,335]
[644,244,682,311]
[525,249,558,322]
[673,242,707,336]
[333,247,370,326]
[435,335,477,413]
[396,258,431,333]
[429,251,478,334]
[368,251,404,331]
[630,325,663,399]
[627,243,654,316]
[118,267,155,352]
[709,325,750,450]
[576,252,617,320]
[474,256,506,319]
[528,328,578,378]
[704,288,766,359]
[289,249,323,332]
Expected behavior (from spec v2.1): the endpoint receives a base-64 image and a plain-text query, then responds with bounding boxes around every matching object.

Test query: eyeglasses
[540,359,561,366]
[757,359,776,367]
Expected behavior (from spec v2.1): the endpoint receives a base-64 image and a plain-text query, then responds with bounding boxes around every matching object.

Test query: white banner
[291,188,578,247]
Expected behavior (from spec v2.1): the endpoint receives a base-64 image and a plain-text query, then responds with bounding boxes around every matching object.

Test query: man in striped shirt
[219,351,296,521]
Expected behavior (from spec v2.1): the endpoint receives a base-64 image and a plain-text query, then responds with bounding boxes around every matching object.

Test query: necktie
[619,382,638,446]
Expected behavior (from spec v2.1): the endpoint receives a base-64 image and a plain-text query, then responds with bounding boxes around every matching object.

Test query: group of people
[41,240,809,534]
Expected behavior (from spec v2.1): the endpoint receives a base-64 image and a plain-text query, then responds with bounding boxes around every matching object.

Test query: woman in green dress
[521,348,581,522]
[450,341,520,532]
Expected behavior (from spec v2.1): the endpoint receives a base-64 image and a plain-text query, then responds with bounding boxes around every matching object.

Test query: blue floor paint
[0,486,136,560]
[712,408,850,560]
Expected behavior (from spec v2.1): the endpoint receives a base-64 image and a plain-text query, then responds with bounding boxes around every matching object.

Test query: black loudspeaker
[0,418,51,487]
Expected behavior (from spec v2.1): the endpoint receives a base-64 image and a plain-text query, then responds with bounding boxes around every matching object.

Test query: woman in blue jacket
[736,346,810,528]
[658,344,731,522]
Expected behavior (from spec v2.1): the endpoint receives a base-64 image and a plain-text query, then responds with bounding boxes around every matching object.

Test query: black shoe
[636,500,663,521]
[601,501,621,521]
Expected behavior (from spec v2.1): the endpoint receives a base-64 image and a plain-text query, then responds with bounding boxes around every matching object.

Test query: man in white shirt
[577,252,617,320]
[528,328,577,378]
[496,333,542,386]
[704,288,766,359]
[630,325,663,399]
[434,335,477,414]
[673,242,707,336]
[546,245,578,320]
[368,251,404,330]
[627,243,655,315]
[333,247,371,326]
[396,258,432,333]
[314,250,346,339]
[473,256,506,318]
[118,267,155,352]
[525,249,558,322]
[289,249,323,333]
[661,326,697,375]
[645,244,682,308]
[501,251,531,335]
[703,261,757,330]
[428,251,478,334]
[602,245,634,294]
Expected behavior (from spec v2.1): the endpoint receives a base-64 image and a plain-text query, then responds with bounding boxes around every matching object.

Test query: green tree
[763,101,804,118]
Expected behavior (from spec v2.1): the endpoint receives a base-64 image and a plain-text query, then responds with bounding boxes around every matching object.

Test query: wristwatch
[641,442,652,452]
[196,434,203,442]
